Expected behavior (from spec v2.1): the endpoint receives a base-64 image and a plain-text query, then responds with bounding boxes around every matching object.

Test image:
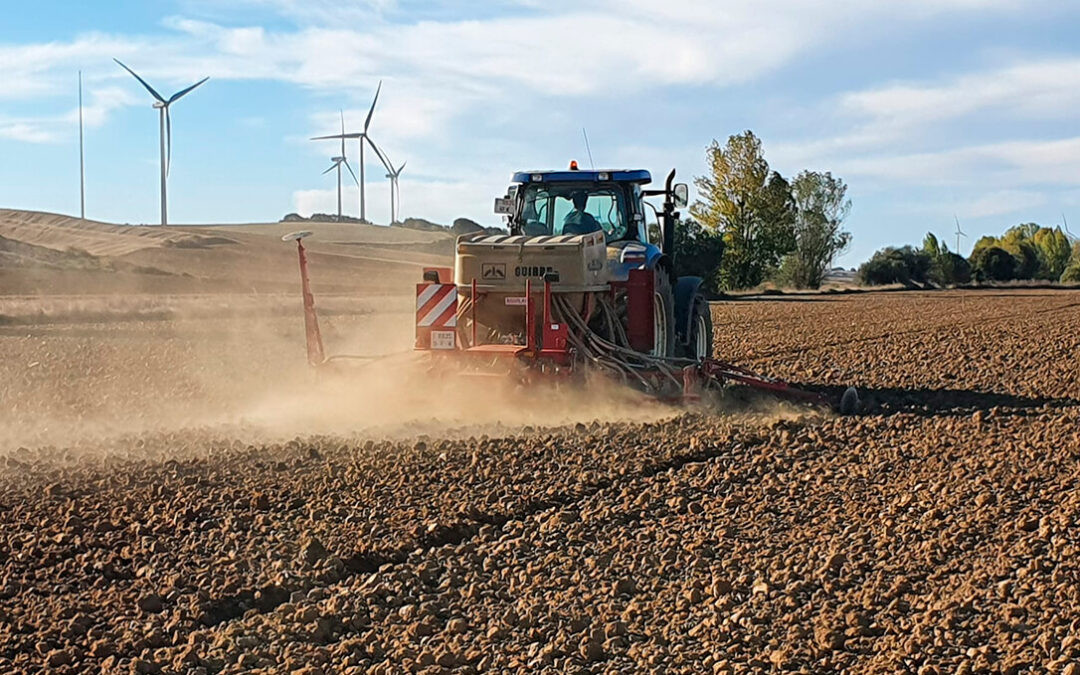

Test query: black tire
[683,295,714,360]
[653,269,676,358]
[839,387,860,415]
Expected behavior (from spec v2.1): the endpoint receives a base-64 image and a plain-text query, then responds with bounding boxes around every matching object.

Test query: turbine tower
[371,143,404,224]
[321,112,359,220]
[114,59,208,226]
[954,215,967,255]
[78,71,85,220]
[311,81,382,223]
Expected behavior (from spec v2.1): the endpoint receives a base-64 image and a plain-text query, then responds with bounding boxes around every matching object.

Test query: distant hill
[280,212,504,236]
[396,217,445,232]
[0,208,225,257]
[0,208,453,296]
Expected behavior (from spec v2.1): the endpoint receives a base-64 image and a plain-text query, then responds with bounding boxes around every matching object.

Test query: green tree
[993,223,1051,279]
[1032,227,1071,279]
[970,235,997,258]
[922,232,970,285]
[970,245,1017,281]
[1061,241,1080,283]
[691,131,796,290]
[1003,223,1040,241]
[777,171,852,289]
[923,232,944,258]
[673,218,726,294]
[938,252,972,285]
[856,246,931,286]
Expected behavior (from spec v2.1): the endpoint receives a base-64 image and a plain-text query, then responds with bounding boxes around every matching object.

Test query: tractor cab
[494,165,681,285]
[498,166,654,247]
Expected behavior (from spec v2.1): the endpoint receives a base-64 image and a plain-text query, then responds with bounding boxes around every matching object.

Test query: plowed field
[2,290,1079,674]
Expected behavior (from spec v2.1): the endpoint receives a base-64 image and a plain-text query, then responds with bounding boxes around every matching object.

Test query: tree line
[858,223,1080,286]
[677,130,852,293]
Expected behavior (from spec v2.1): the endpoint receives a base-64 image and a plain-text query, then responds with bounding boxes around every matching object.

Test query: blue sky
[2,0,1079,266]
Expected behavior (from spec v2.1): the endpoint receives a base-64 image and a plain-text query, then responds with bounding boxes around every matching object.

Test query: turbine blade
[397,161,406,175]
[367,138,393,173]
[113,59,166,103]
[165,106,172,177]
[322,163,337,175]
[311,133,362,140]
[168,76,209,104]
[339,110,346,158]
[363,80,382,133]
[343,158,359,185]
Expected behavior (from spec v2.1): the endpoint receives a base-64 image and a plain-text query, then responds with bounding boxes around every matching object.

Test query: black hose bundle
[550,294,690,394]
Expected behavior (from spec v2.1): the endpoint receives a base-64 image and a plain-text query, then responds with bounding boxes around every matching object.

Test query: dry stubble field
[1,289,1079,674]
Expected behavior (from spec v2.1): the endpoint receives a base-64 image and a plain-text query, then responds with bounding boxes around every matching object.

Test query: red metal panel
[540,277,569,358]
[415,283,458,350]
[470,278,478,348]
[525,279,535,352]
[626,268,654,353]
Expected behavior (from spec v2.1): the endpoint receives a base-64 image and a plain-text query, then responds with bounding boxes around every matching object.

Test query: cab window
[518,183,628,241]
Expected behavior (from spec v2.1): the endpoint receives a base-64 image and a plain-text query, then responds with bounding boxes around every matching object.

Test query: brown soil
[1,214,1079,673]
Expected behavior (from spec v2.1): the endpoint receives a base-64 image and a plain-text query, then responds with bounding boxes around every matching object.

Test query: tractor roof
[511,169,652,185]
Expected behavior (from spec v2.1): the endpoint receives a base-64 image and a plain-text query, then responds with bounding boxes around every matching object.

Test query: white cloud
[766,50,1080,235]
[0,85,138,145]
[293,176,502,226]
[961,189,1047,218]
[829,136,1080,187]
[308,81,465,150]
[0,0,1054,151]
[0,122,56,143]
[180,0,392,25]
[772,53,1080,181]
[0,33,152,100]
[841,58,1080,128]
[62,86,139,127]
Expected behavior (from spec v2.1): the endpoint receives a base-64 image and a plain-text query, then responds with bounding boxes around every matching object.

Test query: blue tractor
[286,161,855,409]
[457,163,713,364]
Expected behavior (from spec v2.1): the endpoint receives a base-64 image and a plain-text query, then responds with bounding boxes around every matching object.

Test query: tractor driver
[562,191,602,235]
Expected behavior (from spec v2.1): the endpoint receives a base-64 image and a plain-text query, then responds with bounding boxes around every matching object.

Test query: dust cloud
[0,293,681,454]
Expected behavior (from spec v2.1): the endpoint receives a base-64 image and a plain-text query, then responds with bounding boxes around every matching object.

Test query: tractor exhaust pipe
[662,169,677,263]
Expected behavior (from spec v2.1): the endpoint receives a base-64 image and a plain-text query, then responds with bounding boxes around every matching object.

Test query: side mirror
[494,197,514,215]
[672,183,689,208]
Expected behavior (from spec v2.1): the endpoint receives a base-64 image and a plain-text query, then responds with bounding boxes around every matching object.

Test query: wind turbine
[1064,213,1076,242]
[114,59,208,226]
[582,127,595,169]
[371,142,404,224]
[322,112,359,221]
[954,215,967,254]
[385,161,406,224]
[311,81,382,223]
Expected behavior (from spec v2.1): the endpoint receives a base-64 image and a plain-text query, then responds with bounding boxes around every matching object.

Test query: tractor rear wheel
[686,296,714,360]
[652,270,676,358]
